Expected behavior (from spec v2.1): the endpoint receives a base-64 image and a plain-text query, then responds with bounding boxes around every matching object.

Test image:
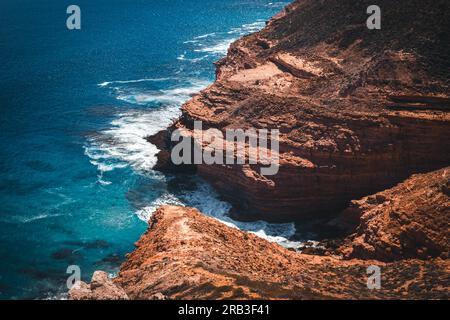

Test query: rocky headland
[70,0,449,299]
[71,202,448,300]
[152,0,449,222]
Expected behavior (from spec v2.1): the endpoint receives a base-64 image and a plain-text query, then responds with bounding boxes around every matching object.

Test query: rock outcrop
[69,206,449,300]
[69,271,129,300]
[335,167,449,262]
[151,0,450,221]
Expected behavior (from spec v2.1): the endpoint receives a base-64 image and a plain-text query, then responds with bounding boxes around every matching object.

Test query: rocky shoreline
[71,199,449,300]
[70,0,449,299]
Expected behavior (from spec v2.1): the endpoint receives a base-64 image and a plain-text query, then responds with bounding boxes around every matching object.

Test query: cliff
[69,0,450,300]
[336,167,449,262]
[70,205,449,300]
[152,0,450,221]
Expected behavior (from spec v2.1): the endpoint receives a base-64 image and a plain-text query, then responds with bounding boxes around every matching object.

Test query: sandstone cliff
[70,0,450,300]
[152,0,450,221]
[336,167,449,262]
[70,206,449,300]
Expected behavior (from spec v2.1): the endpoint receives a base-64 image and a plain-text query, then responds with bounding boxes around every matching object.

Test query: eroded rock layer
[70,206,449,300]
[336,167,450,262]
[152,0,450,221]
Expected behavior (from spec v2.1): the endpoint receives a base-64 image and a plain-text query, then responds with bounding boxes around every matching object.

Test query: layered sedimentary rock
[70,206,449,300]
[335,167,449,262]
[151,0,450,221]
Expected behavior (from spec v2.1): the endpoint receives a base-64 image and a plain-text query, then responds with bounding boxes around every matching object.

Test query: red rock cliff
[152,0,450,221]
[69,0,450,301]
[336,167,449,262]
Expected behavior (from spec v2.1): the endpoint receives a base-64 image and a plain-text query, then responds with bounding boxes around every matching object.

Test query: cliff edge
[152,0,450,221]
[336,167,449,262]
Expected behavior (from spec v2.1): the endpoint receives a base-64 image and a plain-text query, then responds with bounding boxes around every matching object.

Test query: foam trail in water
[193,38,237,55]
[181,18,267,59]
[177,53,209,63]
[265,2,289,9]
[98,77,173,87]
[116,79,210,106]
[194,33,216,39]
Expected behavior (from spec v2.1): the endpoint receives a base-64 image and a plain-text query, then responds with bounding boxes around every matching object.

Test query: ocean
[0,0,294,299]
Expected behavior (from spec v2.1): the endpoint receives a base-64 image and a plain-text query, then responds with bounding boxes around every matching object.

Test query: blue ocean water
[0,0,292,299]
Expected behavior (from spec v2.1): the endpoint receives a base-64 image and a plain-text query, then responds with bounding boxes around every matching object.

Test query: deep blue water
[0,0,291,299]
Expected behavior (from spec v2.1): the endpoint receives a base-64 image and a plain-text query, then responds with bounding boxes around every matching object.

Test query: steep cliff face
[152,0,450,221]
[70,206,449,300]
[336,167,449,262]
[69,0,450,301]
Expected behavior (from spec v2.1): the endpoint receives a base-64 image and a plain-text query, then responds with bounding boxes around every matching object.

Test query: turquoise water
[0,0,292,299]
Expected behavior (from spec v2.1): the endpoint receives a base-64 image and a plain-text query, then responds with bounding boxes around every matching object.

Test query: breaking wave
[85,77,209,177]
[116,79,209,106]
[84,105,181,177]
[135,178,302,249]
[193,38,237,55]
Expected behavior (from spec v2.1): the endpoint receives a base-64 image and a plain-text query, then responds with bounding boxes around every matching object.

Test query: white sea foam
[133,178,302,249]
[84,105,181,175]
[193,38,237,55]
[116,79,209,106]
[177,53,209,62]
[87,77,210,176]
[183,39,200,44]
[15,213,64,223]
[181,18,267,58]
[228,20,266,35]
[135,193,183,222]
[194,33,216,39]
[265,2,289,9]
[180,181,301,248]
[98,77,172,87]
